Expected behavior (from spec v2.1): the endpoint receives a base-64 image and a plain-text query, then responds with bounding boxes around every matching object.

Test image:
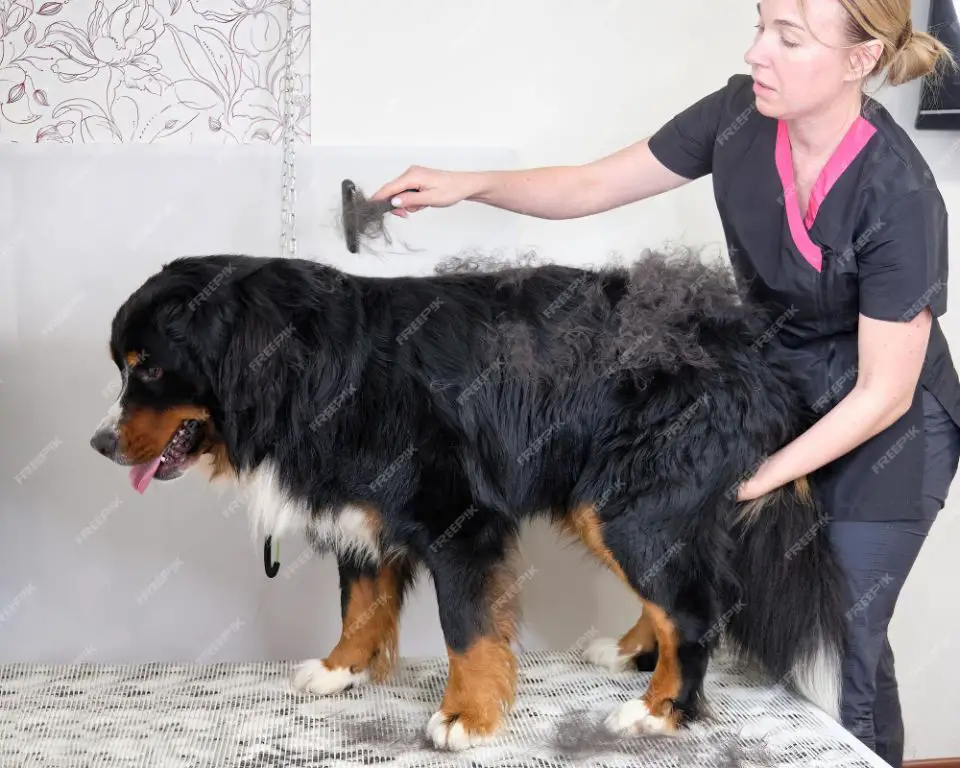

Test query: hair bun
[887,25,954,87]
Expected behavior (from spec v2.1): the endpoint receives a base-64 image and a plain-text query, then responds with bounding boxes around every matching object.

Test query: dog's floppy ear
[214,302,300,443]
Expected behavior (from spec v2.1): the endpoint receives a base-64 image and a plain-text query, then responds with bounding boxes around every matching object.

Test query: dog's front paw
[425,709,500,750]
[604,699,678,736]
[293,659,368,695]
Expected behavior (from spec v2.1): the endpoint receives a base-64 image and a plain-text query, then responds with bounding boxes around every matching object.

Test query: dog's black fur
[92,250,848,744]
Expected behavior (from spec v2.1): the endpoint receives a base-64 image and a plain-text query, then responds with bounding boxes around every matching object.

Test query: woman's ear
[846,39,884,82]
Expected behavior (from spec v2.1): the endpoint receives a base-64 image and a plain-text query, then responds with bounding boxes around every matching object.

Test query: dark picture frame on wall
[915,0,960,129]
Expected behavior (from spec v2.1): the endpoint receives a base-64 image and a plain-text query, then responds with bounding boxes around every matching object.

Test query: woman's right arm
[371,76,739,220]
[370,137,694,221]
[468,138,695,219]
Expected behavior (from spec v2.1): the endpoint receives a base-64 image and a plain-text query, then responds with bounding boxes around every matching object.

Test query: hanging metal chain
[279,0,297,259]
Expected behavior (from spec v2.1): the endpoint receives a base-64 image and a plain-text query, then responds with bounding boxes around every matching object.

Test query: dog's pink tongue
[130,457,162,494]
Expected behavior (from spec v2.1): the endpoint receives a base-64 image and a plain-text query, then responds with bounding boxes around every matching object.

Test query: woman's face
[745,0,867,120]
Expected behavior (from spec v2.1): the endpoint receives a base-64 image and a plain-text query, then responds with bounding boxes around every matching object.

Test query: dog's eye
[140,366,163,381]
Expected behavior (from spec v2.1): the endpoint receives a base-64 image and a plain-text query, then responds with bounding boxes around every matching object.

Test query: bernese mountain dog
[89,249,848,751]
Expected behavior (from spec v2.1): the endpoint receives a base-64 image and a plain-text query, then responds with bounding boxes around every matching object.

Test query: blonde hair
[800,0,957,86]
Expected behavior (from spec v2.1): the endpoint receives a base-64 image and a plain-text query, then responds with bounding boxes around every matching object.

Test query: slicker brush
[340,178,415,254]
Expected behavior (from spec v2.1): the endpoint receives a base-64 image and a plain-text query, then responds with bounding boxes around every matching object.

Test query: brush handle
[366,192,416,220]
[381,188,419,211]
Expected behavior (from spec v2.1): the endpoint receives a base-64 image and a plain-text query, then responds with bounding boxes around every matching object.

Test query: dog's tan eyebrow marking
[125,351,146,367]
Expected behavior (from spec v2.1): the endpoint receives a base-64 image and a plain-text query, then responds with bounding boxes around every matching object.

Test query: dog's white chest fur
[238,460,380,564]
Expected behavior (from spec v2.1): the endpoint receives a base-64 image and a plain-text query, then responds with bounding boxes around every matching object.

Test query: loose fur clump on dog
[435,247,762,389]
[434,247,549,279]
[90,246,848,752]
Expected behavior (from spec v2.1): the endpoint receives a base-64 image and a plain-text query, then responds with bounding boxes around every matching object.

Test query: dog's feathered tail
[722,476,848,719]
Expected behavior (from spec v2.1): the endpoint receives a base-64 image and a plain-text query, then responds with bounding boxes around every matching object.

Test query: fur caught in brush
[90,245,848,751]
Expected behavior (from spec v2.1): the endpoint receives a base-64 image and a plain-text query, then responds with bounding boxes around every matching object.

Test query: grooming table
[1,651,888,767]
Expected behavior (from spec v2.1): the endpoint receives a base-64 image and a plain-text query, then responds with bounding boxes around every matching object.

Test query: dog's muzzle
[90,427,119,460]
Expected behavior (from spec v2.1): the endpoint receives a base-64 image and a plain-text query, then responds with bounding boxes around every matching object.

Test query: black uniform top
[648,73,960,522]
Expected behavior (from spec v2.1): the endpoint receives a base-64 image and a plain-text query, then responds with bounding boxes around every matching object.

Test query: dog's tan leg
[427,635,517,749]
[605,600,686,734]
[558,503,685,733]
[557,505,660,671]
[425,557,519,750]
[294,561,402,695]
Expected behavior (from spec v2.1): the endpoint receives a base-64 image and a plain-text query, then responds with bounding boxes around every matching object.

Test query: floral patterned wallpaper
[0,0,310,143]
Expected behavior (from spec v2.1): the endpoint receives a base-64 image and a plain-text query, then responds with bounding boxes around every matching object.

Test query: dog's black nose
[90,430,118,457]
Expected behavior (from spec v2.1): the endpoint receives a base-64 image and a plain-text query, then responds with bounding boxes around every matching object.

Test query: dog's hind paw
[583,637,633,671]
[293,659,368,695]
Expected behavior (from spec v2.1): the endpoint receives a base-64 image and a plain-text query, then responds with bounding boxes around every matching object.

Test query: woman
[370,1,960,764]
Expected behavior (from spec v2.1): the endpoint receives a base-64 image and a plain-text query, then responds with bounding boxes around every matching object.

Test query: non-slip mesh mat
[0,651,886,768]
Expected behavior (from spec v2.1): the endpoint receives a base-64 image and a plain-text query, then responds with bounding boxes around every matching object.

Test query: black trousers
[828,390,960,768]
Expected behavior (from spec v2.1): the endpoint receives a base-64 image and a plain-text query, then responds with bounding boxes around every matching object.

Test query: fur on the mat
[333,708,776,766]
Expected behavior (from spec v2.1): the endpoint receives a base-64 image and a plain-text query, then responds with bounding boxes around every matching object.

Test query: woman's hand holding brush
[370,166,484,217]
[371,162,612,221]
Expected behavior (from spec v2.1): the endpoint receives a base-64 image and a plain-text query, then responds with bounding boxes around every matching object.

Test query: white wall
[2,0,958,762]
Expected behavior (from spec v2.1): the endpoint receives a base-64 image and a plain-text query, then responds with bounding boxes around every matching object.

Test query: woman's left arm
[737,185,948,502]
[737,309,932,500]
